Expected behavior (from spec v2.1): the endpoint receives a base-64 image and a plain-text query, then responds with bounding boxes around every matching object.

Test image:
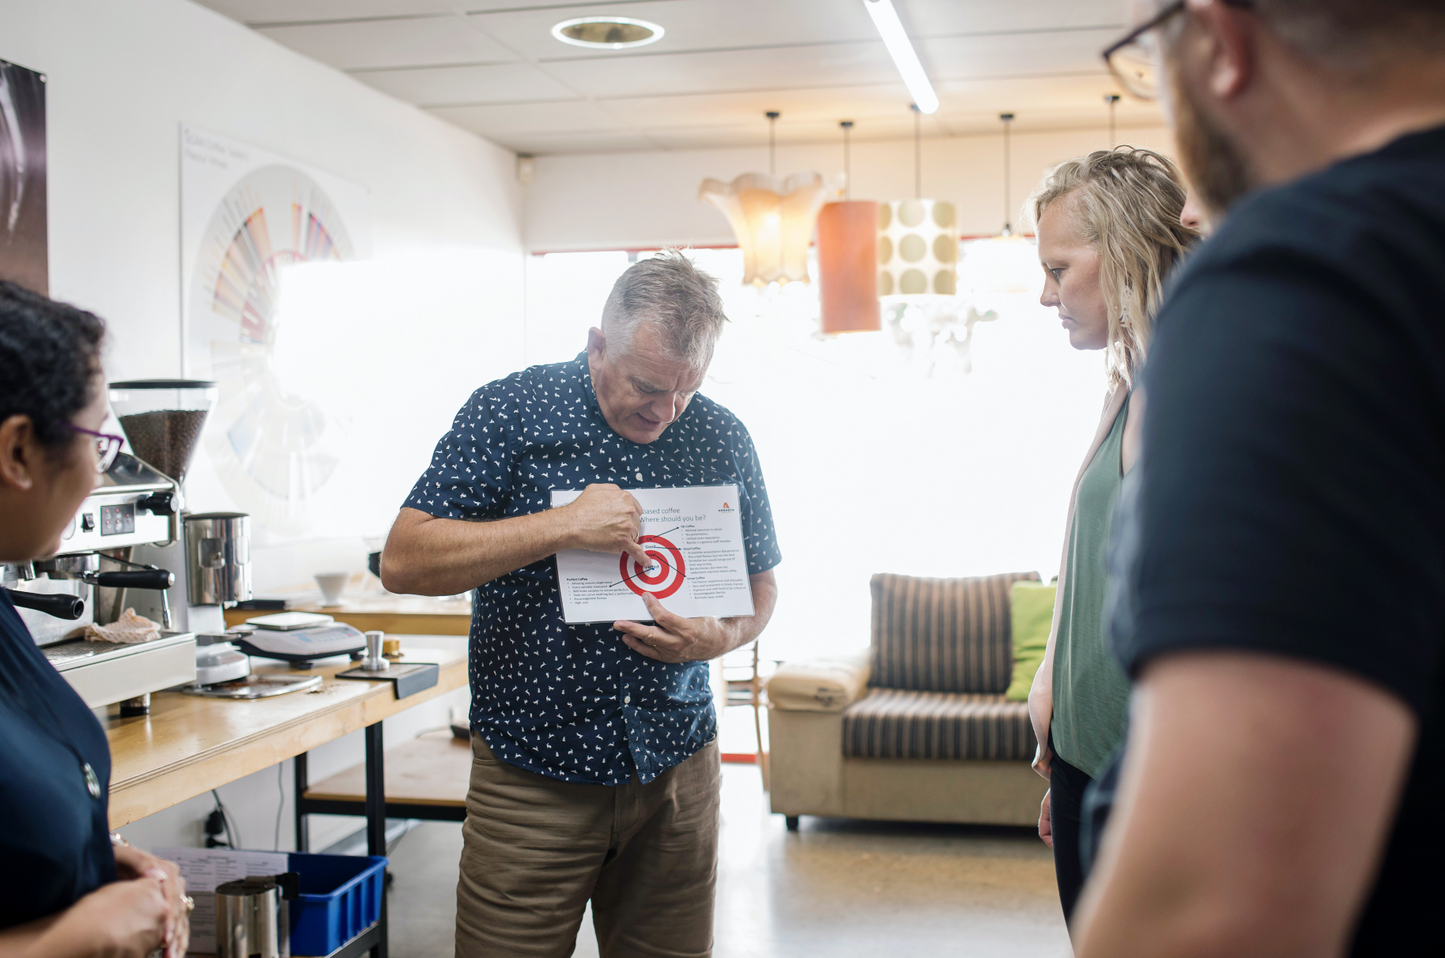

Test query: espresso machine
[1,451,196,714]
[0,378,261,714]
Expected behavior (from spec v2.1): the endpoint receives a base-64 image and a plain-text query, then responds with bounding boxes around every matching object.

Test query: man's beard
[1168,59,1256,217]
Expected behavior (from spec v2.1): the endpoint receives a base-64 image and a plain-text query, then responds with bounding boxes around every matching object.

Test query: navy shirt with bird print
[404,352,780,785]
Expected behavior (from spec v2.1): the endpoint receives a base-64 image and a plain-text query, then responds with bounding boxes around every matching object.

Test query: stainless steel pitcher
[185,512,251,606]
[214,872,298,958]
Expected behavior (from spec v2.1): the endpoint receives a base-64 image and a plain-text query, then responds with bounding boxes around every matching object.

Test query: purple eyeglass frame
[59,423,127,473]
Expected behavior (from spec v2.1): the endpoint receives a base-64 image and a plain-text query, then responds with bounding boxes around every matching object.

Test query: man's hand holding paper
[615,593,733,663]
[557,482,652,568]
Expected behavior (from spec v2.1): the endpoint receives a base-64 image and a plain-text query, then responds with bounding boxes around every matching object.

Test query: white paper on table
[550,485,755,624]
[154,847,289,955]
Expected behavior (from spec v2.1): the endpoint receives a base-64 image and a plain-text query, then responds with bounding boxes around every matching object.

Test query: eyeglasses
[1102,0,1254,101]
[60,423,126,473]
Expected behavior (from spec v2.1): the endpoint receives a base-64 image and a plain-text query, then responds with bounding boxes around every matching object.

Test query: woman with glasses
[1023,149,1198,926]
[0,280,190,958]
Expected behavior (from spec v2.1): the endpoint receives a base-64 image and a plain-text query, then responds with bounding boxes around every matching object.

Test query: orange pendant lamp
[817,121,880,333]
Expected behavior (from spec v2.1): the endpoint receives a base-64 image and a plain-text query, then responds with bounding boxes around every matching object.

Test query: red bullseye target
[619,535,686,600]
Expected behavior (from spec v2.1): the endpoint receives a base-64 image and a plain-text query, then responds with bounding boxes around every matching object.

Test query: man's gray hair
[600,250,727,367]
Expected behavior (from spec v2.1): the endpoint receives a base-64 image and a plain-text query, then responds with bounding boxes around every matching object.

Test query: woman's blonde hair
[1026,147,1198,388]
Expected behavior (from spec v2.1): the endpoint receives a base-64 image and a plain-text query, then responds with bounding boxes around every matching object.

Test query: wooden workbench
[103,644,468,958]
[104,645,468,827]
[223,592,472,636]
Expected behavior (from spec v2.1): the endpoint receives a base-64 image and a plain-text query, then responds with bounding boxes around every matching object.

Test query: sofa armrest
[766,651,871,712]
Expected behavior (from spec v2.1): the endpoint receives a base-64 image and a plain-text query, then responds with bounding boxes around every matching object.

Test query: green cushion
[1005,581,1056,702]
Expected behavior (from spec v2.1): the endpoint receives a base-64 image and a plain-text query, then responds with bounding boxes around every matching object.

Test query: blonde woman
[1025,148,1197,926]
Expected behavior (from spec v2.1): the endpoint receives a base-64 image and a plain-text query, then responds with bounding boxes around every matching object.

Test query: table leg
[364,722,388,958]
[293,753,310,854]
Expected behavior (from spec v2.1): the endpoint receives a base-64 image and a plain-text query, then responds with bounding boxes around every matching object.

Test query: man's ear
[0,415,37,493]
[587,326,607,359]
[1187,0,1256,100]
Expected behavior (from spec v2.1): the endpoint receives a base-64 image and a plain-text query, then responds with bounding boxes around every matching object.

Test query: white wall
[525,123,1179,252]
[1,0,517,852]
[1,0,528,591]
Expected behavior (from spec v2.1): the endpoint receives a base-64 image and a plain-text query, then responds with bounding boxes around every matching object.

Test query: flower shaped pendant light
[699,112,831,286]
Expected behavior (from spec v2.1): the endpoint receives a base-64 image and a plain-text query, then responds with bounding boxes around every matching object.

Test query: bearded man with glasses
[1072,2,1445,956]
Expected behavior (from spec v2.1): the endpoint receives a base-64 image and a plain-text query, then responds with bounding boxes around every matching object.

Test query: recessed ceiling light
[551,16,665,50]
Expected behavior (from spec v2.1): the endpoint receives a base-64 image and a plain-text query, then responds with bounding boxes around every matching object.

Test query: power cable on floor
[208,789,243,849]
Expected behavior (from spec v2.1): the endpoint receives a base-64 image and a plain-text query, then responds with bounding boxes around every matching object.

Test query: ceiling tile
[256,16,517,70]
[194,0,1154,155]
[474,129,664,155]
[921,27,1119,81]
[351,61,578,105]
[931,74,1160,128]
[596,83,932,133]
[427,99,625,136]
[195,0,468,24]
[646,117,921,152]
[895,0,1127,35]
[543,42,898,100]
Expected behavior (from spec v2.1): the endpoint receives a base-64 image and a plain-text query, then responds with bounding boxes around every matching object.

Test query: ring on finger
[181,894,195,913]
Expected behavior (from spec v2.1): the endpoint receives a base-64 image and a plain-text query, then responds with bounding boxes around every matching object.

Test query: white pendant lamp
[699,112,830,286]
[877,104,957,297]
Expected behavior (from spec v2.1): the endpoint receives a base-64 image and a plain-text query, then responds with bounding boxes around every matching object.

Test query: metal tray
[180,673,323,699]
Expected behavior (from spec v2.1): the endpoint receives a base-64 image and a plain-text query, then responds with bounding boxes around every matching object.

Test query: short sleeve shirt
[404,352,781,785]
[1108,125,1445,955]
[0,591,117,929]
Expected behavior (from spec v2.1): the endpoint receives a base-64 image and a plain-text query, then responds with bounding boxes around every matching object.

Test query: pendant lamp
[877,104,957,297]
[699,112,830,286]
[817,121,880,333]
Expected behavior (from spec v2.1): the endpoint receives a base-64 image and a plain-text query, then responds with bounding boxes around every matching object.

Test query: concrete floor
[385,764,1071,958]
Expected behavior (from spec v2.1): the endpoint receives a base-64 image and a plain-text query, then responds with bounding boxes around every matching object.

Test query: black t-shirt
[1109,125,1445,955]
[0,591,117,928]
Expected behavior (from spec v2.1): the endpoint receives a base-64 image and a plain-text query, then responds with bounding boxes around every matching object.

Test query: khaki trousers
[455,735,720,958]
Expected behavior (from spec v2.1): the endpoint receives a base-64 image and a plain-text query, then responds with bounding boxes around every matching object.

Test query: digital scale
[180,613,367,699]
[230,613,368,665]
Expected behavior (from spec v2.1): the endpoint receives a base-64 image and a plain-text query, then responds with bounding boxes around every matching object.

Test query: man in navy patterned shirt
[383,251,780,958]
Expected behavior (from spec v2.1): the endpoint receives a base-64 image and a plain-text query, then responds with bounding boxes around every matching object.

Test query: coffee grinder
[109,380,254,636]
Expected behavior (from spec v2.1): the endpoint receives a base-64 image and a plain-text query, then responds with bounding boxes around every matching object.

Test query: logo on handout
[718,501,735,512]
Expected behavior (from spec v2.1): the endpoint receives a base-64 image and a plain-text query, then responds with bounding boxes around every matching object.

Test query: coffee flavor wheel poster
[0,59,47,296]
[180,125,371,539]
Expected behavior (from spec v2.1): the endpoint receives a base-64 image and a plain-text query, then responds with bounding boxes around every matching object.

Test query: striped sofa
[767,572,1049,829]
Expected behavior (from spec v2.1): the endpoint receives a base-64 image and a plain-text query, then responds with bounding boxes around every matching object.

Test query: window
[526,244,1104,659]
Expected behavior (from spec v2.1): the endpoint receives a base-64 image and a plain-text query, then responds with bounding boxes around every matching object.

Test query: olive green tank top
[1051,395,1132,780]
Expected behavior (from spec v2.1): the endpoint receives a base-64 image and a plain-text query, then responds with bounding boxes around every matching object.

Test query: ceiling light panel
[864,0,938,113]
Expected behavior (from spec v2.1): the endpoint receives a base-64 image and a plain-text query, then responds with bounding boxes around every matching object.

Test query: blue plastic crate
[287,853,387,957]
